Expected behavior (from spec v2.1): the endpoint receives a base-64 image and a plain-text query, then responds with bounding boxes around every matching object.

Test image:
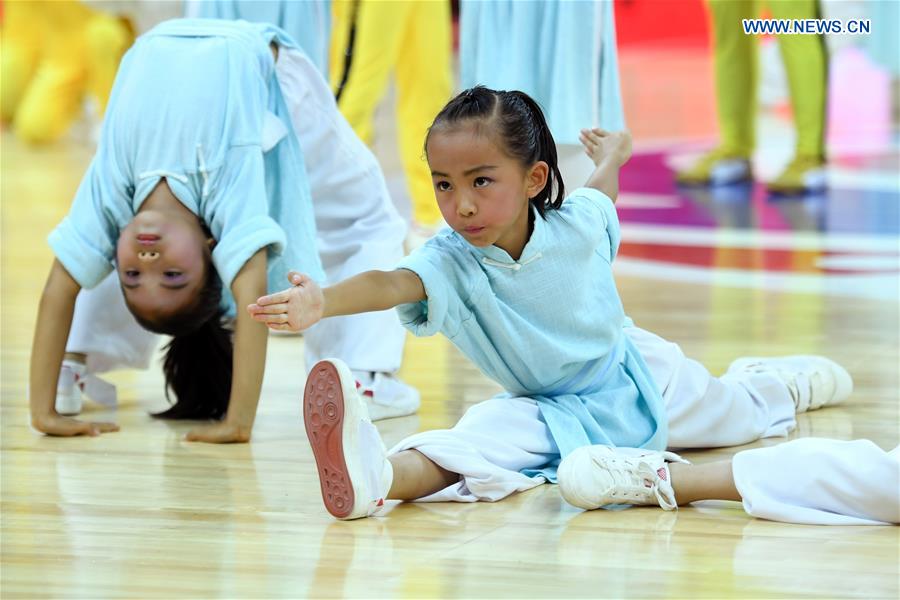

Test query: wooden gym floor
[2,42,899,599]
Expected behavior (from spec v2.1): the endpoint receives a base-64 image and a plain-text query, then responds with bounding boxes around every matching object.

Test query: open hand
[579,128,632,168]
[185,420,252,444]
[32,413,119,437]
[246,271,324,332]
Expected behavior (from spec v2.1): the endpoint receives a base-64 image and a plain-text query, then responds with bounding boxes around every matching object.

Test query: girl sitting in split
[249,87,855,520]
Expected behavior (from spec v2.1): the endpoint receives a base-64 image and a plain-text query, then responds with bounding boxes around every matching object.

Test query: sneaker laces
[355,379,375,399]
[596,453,679,511]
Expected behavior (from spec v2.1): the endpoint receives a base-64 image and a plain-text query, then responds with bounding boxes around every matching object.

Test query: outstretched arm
[186,249,269,444]
[578,128,633,203]
[29,260,119,436]
[247,268,426,332]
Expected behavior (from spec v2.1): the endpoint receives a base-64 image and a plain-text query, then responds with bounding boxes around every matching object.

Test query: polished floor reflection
[2,43,899,599]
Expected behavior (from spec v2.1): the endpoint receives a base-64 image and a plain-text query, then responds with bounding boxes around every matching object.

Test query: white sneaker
[355,371,421,421]
[56,361,86,416]
[558,445,689,511]
[727,355,853,413]
[54,361,118,415]
[709,158,752,186]
[304,359,394,520]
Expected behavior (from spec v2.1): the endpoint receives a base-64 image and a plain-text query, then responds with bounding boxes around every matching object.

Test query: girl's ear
[526,161,550,199]
[206,237,216,250]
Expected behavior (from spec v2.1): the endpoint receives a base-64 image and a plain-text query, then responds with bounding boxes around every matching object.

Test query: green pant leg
[768,0,828,160]
[708,0,758,156]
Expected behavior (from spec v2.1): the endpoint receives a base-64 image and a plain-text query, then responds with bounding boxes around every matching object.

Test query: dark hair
[425,85,565,218]
[126,246,233,421]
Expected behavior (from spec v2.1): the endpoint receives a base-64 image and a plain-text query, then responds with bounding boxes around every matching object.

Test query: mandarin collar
[468,204,546,267]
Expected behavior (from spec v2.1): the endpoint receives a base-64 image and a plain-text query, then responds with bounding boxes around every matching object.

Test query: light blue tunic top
[396,188,666,480]
[189,0,332,75]
[48,19,324,306]
[459,0,625,145]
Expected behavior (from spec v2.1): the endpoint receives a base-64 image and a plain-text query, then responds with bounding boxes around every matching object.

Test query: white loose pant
[274,48,406,372]
[392,325,801,504]
[66,47,407,376]
[733,438,899,525]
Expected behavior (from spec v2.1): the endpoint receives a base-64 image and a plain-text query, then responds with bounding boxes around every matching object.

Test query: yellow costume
[1,1,133,144]
[329,0,453,227]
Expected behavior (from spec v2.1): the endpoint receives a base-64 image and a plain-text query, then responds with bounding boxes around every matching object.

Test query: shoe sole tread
[304,361,355,519]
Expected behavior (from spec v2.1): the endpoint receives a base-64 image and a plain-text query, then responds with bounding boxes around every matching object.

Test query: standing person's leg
[58,272,160,414]
[677,0,757,185]
[83,11,134,118]
[394,0,452,230]
[332,0,411,145]
[766,0,828,193]
[13,1,91,144]
[274,48,417,419]
[710,0,758,156]
[327,0,353,91]
[0,2,43,123]
[624,325,850,449]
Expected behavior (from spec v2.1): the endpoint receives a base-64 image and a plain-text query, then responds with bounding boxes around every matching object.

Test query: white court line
[619,223,900,253]
[815,255,900,271]
[826,168,900,192]
[614,258,899,301]
[617,193,682,208]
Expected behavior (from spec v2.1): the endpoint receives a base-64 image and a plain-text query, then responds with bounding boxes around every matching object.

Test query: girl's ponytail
[153,314,233,420]
[505,91,565,215]
[127,253,234,420]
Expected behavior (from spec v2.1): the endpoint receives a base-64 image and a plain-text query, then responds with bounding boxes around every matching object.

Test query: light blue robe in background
[865,0,899,74]
[186,0,332,75]
[460,0,626,145]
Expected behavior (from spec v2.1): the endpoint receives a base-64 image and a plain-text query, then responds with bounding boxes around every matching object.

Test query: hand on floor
[185,420,252,444]
[32,413,119,437]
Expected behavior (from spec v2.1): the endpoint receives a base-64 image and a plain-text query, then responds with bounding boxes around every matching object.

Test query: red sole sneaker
[303,360,355,519]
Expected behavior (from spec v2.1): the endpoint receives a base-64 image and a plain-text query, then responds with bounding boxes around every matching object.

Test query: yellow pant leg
[84,13,134,116]
[0,3,45,122]
[335,0,411,145]
[395,0,453,226]
[708,0,758,156]
[13,1,91,144]
[767,0,827,159]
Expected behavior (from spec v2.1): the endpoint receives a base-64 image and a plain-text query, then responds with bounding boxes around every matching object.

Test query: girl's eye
[164,271,182,278]
[473,177,491,188]
[435,180,451,192]
[124,270,139,278]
